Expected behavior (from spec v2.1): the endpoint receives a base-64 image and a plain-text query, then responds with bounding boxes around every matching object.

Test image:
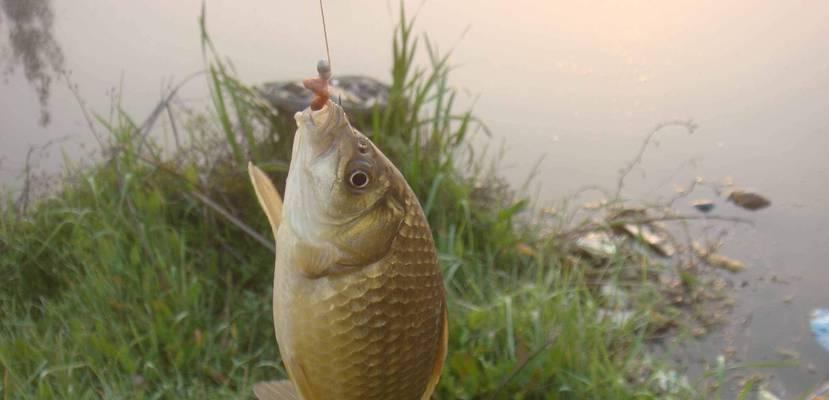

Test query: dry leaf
[706,253,744,272]
[622,223,675,257]
[515,243,537,257]
[692,242,744,272]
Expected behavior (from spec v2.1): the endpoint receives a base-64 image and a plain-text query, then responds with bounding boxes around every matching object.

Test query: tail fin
[253,380,300,400]
[248,162,283,238]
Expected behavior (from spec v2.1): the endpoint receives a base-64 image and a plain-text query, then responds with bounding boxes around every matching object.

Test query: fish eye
[348,170,370,189]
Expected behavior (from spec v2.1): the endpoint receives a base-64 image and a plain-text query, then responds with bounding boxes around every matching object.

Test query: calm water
[2,0,828,395]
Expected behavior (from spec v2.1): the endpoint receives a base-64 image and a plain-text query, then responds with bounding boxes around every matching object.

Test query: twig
[614,120,697,199]
[659,177,732,210]
[519,154,546,195]
[664,177,701,209]
[136,71,205,153]
[553,214,752,241]
[64,73,104,148]
[188,191,274,252]
[564,184,613,202]
[14,136,72,216]
[112,144,275,253]
[618,215,751,226]
[557,185,615,228]
[644,156,700,198]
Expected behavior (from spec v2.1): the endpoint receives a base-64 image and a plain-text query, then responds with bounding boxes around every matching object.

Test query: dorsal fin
[253,380,300,400]
[248,162,283,238]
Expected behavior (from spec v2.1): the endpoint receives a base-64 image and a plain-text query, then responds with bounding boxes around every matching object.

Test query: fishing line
[318,0,332,70]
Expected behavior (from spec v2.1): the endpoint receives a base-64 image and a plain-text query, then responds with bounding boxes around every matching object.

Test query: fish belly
[277,253,443,400]
[273,190,445,400]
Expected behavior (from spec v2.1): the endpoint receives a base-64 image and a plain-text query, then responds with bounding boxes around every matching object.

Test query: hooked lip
[297,100,348,161]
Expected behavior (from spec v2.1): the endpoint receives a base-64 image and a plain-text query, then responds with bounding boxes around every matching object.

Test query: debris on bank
[691,198,715,213]
[727,189,771,211]
[620,222,676,257]
[551,200,745,344]
[692,242,745,273]
[576,231,617,258]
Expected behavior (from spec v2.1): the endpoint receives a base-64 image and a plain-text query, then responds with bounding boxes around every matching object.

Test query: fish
[248,100,447,400]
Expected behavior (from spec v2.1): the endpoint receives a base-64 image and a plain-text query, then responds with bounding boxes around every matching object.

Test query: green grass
[0,6,716,400]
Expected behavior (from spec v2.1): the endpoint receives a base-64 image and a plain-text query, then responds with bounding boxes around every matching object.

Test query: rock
[576,231,617,258]
[691,199,715,213]
[258,75,390,117]
[758,389,782,400]
[727,189,771,211]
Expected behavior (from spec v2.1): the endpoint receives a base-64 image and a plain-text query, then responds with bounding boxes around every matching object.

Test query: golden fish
[248,101,447,400]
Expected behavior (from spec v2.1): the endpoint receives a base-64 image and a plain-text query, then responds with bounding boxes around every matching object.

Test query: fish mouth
[295,100,349,160]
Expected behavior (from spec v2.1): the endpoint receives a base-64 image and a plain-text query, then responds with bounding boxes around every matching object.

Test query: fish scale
[282,225,442,400]
[283,196,442,399]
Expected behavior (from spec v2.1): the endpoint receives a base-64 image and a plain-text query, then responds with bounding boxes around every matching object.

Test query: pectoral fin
[248,162,283,238]
[253,380,299,400]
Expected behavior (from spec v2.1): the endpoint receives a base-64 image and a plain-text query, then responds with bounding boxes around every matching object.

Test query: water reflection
[0,0,64,125]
